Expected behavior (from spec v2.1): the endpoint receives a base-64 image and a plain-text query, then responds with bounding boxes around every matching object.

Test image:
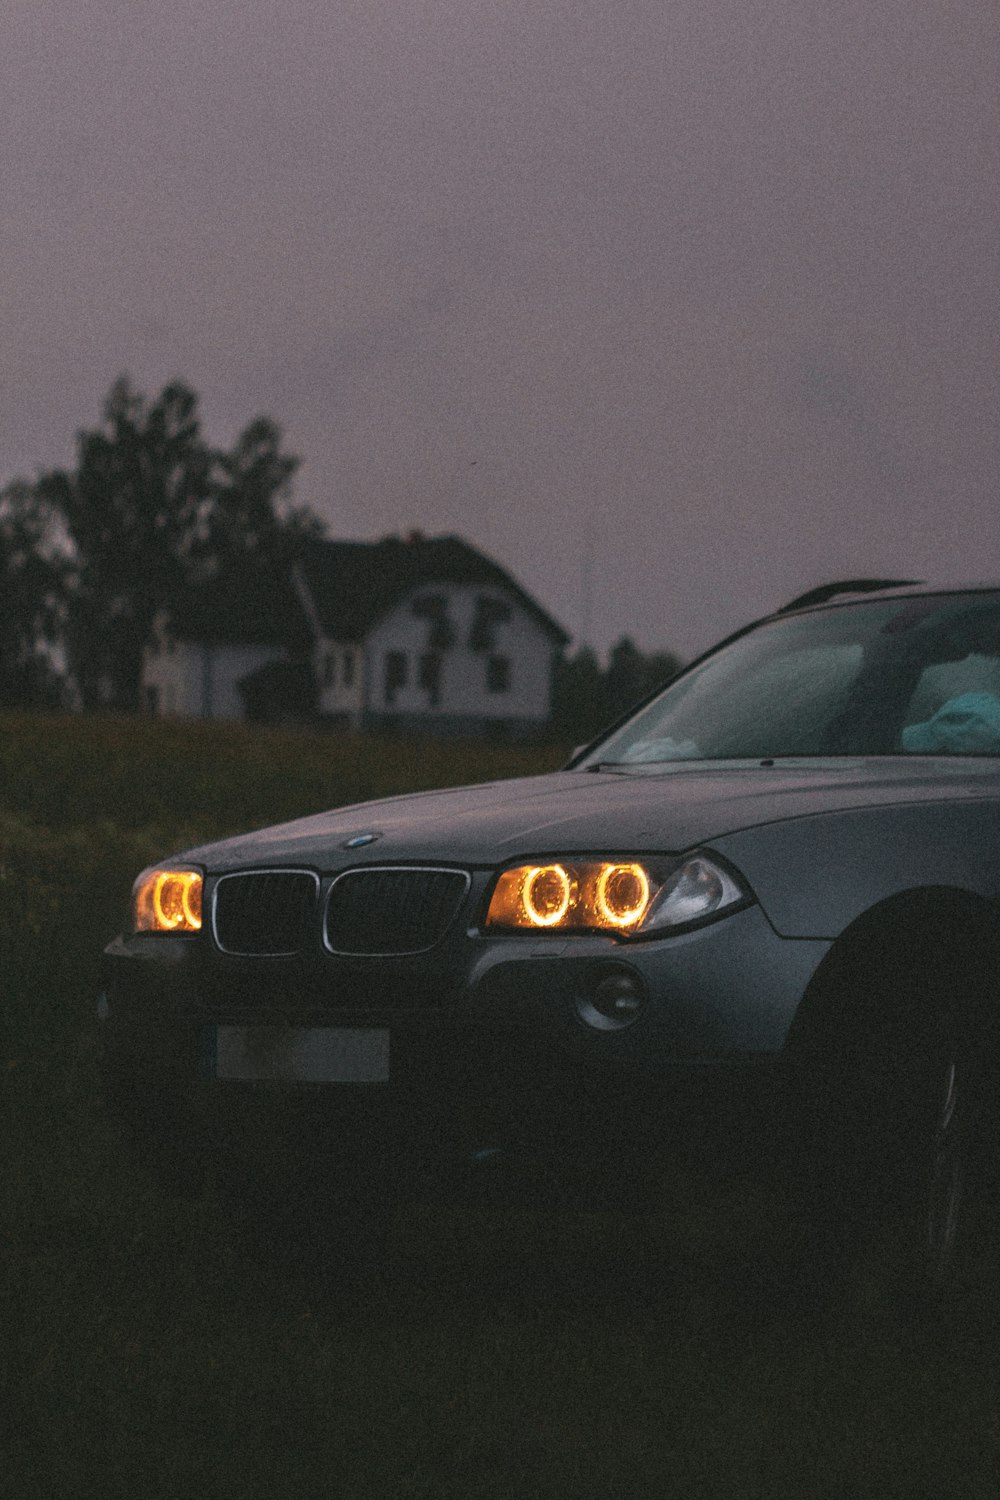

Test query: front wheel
[827,1022,997,1313]
[921,1057,966,1287]
[790,1028,992,1303]
[879,1045,992,1303]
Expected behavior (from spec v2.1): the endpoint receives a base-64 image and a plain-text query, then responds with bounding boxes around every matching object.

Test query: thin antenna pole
[580,507,595,648]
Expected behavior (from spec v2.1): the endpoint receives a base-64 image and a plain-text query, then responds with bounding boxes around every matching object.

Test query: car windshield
[582,592,1000,764]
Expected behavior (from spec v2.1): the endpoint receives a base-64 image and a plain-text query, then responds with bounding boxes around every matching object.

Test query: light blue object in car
[902,692,1000,754]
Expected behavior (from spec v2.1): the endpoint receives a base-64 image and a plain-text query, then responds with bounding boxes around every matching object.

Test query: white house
[141,534,568,738]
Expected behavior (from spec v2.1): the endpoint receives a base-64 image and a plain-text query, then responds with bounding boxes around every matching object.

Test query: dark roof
[296,534,569,644]
[163,567,313,648]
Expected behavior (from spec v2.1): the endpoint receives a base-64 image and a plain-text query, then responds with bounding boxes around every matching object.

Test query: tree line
[0,377,319,712]
[1,376,681,733]
[550,638,682,745]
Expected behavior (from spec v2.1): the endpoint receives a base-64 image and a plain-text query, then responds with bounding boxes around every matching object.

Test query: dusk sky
[3,0,997,658]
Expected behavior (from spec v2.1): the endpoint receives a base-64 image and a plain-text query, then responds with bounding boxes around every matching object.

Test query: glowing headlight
[132,868,203,933]
[522,864,574,926]
[595,863,650,928]
[485,854,746,935]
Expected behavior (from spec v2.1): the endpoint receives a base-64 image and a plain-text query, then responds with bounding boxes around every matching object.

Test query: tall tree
[551,644,608,743]
[0,480,65,707]
[553,638,683,744]
[37,378,211,710]
[35,377,316,712]
[604,636,682,720]
[203,415,319,581]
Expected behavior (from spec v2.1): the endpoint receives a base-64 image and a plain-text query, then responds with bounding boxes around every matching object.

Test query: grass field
[3,710,1000,1498]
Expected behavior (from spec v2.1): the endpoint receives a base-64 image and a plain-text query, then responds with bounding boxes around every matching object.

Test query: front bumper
[98,903,828,1187]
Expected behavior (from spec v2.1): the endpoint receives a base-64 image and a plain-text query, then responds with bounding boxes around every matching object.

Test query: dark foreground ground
[6,1048,1000,1500]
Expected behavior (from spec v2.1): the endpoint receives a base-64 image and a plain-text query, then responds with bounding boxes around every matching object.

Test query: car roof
[776,579,1000,616]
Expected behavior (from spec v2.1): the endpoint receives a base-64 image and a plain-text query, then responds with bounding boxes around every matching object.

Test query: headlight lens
[485,854,746,935]
[595,862,651,927]
[132,868,203,933]
[641,855,745,934]
[522,864,574,926]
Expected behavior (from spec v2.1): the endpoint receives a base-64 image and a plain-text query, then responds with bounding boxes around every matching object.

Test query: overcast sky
[2,0,997,658]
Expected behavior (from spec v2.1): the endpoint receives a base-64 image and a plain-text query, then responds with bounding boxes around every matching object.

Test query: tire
[833,1027,990,1305]
[880,1044,987,1302]
[785,906,1000,1304]
[787,1016,991,1303]
[919,1056,967,1287]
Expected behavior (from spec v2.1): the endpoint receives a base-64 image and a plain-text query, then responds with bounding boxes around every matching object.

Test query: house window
[469,597,512,653]
[418,651,442,707]
[412,593,455,651]
[486,655,511,694]
[145,685,160,715]
[322,651,336,689]
[342,649,355,688]
[384,650,408,706]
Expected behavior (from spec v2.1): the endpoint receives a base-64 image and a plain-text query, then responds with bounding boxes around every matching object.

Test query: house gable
[362,580,560,735]
[295,537,568,736]
[295,535,568,647]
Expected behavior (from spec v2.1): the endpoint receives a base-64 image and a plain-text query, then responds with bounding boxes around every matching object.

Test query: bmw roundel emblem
[343,831,380,849]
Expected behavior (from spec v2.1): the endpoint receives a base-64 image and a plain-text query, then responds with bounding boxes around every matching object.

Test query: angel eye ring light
[595,862,650,927]
[522,864,573,926]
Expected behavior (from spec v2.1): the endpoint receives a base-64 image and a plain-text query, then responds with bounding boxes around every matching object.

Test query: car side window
[901,655,1000,754]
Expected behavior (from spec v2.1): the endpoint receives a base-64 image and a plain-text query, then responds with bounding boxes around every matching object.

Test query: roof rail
[778,578,923,613]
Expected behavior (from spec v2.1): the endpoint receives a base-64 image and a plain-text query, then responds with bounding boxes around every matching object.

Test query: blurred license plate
[212,1027,390,1082]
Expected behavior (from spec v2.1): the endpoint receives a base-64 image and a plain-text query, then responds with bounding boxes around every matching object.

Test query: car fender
[712,797,1000,940]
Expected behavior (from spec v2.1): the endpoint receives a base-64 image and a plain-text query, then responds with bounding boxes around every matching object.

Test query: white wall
[142,626,289,719]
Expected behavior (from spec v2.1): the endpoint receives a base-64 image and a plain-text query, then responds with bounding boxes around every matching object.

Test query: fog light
[577,967,647,1031]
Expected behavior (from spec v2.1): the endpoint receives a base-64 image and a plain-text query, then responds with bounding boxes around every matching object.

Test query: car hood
[177,758,1000,872]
